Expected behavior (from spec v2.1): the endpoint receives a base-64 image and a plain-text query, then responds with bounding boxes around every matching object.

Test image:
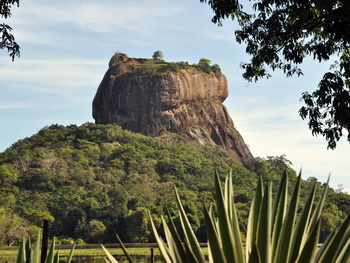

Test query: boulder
[93,53,253,166]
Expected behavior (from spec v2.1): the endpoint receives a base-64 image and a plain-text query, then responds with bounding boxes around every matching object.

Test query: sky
[0,0,349,192]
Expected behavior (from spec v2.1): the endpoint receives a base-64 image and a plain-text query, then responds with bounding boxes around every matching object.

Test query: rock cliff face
[93,53,253,166]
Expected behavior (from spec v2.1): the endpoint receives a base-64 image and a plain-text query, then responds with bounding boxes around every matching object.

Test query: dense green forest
[0,123,348,246]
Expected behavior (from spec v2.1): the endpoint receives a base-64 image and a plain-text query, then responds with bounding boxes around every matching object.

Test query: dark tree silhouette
[201,0,350,149]
[0,0,20,61]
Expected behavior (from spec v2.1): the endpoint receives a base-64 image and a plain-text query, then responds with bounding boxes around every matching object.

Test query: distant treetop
[152,51,164,60]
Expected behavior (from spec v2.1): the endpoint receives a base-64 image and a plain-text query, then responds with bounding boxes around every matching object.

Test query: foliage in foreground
[149,171,350,262]
[16,231,75,263]
[200,0,350,149]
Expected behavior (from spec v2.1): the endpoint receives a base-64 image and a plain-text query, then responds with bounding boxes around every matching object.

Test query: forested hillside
[0,123,348,245]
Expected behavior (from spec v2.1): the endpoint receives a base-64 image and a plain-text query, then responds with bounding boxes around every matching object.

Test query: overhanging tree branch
[0,0,20,61]
[201,0,350,148]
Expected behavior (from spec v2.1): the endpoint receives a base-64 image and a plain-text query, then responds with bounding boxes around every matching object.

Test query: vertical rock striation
[93,53,253,166]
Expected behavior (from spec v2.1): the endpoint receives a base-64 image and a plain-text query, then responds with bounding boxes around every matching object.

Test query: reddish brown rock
[93,53,253,166]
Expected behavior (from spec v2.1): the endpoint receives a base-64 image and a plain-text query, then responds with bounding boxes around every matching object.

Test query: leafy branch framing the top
[0,0,20,61]
[200,0,350,149]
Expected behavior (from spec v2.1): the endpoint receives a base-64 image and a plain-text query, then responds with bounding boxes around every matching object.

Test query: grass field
[0,245,159,263]
[0,244,208,263]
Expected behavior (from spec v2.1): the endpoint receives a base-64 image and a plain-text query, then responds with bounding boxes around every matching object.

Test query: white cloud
[0,57,105,97]
[228,101,350,191]
[2,0,349,192]
[14,1,183,33]
[0,103,43,109]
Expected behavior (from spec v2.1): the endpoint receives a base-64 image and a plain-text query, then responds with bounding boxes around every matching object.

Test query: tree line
[0,123,348,245]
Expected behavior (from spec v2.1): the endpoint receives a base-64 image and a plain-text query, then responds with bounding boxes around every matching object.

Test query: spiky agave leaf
[31,231,41,263]
[53,251,59,263]
[246,176,263,261]
[164,208,189,262]
[289,183,316,262]
[270,170,288,259]
[148,211,172,263]
[213,171,237,262]
[256,182,272,263]
[175,188,206,263]
[100,244,119,263]
[295,219,320,263]
[65,241,76,263]
[16,238,26,263]
[224,174,245,262]
[316,213,350,263]
[114,234,134,263]
[203,204,226,263]
[274,172,302,263]
[44,237,56,263]
[149,171,347,263]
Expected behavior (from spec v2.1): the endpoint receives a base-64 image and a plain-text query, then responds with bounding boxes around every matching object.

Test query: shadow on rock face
[93,53,253,167]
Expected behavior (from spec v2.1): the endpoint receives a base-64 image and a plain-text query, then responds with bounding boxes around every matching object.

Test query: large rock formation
[93,53,253,166]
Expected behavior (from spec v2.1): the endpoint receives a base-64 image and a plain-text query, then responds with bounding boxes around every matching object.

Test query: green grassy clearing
[0,245,208,262]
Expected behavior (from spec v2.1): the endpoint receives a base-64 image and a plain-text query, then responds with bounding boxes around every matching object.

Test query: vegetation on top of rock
[0,123,348,245]
[111,52,222,76]
[152,50,164,60]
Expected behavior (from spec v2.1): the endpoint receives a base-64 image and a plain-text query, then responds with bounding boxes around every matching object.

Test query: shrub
[149,171,350,262]
[152,51,164,60]
[16,232,75,263]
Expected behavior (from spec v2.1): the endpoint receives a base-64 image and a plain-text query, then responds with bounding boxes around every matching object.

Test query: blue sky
[1,0,349,192]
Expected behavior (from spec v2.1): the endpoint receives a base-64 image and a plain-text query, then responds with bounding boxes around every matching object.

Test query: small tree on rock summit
[152,51,164,60]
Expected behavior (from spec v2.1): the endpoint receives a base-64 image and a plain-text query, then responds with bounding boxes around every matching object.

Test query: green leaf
[246,176,263,261]
[274,172,302,263]
[175,188,206,263]
[115,234,133,263]
[162,216,181,261]
[214,171,236,262]
[53,252,59,263]
[308,176,329,232]
[45,237,56,263]
[164,208,188,262]
[204,204,226,263]
[317,213,350,263]
[226,175,245,263]
[148,211,172,263]
[248,243,261,263]
[335,236,350,263]
[295,219,320,263]
[65,241,76,263]
[289,183,316,262]
[32,231,41,263]
[16,238,26,263]
[100,244,119,263]
[256,182,271,263]
[271,170,288,259]
[25,237,31,263]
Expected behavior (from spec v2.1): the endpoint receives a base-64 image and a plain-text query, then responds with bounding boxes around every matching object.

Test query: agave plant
[16,231,75,263]
[100,234,135,263]
[149,171,350,263]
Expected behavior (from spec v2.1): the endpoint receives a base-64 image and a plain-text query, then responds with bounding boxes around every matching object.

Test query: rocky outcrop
[93,53,253,166]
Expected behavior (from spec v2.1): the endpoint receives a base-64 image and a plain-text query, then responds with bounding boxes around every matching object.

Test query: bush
[149,171,350,263]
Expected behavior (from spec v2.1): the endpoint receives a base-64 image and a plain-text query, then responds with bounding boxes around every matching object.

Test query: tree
[0,208,34,246]
[200,0,350,149]
[152,50,164,60]
[198,58,212,74]
[0,0,20,61]
[84,220,106,243]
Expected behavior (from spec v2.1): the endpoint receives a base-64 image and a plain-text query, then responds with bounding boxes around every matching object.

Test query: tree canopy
[200,0,350,149]
[0,0,20,61]
[0,123,347,244]
[152,50,164,60]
